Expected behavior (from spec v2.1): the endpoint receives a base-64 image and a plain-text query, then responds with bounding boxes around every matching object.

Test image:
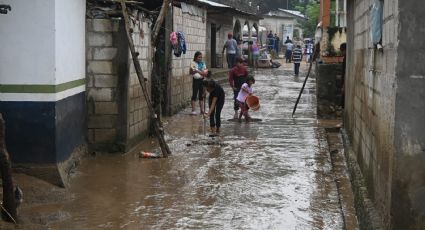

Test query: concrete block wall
[345,0,399,228]
[86,19,121,150]
[127,19,151,142]
[170,6,207,113]
[393,1,425,229]
[86,17,152,151]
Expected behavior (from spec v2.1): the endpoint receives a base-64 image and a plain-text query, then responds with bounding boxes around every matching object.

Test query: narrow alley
[46,63,356,229]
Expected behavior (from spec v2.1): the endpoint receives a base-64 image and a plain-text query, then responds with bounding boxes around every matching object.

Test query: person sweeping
[203,79,225,135]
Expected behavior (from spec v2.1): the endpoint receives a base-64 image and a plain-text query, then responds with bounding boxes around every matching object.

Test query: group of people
[284,37,314,64]
[190,51,256,135]
[267,31,280,56]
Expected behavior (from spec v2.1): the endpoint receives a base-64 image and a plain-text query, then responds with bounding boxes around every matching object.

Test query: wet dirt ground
[9,62,358,229]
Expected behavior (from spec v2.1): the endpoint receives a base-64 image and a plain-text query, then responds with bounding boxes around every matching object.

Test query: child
[292,44,303,76]
[236,76,255,121]
[203,79,225,134]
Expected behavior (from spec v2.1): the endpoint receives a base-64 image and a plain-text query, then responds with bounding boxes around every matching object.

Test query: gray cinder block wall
[345,0,425,229]
[86,17,152,152]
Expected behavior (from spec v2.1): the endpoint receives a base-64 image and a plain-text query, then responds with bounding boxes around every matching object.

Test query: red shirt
[228,66,248,88]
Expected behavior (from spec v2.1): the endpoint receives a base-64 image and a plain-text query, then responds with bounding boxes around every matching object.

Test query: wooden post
[151,0,171,47]
[0,114,17,222]
[120,1,171,157]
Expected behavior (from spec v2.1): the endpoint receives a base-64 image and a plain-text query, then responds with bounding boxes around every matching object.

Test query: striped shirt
[292,48,303,63]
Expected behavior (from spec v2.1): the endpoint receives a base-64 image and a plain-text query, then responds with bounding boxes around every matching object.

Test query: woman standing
[189,51,208,115]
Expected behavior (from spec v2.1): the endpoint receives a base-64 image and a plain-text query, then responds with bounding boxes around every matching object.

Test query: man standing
[229,57,249,119]
[284,36,292,44]
[267,31,274,52]
[274,34,280,56]
[222,33,238,69]
[292,44,303,76]
[285,40,294,63]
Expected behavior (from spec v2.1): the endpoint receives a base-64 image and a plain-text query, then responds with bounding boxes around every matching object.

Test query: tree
[296,1,320,38]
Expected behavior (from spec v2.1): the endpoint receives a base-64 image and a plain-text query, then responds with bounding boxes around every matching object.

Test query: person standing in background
[274,34,280,56]
[222,33,238,69]
[292,44,303,77]
[251,41,260,69]
[285,41,294,63]
[267,31,274,53]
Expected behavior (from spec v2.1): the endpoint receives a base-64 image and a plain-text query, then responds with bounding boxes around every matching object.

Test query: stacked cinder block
[127,20,151,141]
[86,18,152,151]
[86,19,120,148]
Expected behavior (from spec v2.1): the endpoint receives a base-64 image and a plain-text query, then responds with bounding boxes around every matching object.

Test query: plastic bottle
[139,151,161,158]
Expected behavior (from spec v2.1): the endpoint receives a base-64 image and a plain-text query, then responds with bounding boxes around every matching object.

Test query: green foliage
[298,1,320,38]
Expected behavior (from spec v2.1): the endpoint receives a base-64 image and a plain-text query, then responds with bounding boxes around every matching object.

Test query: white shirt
[237,83,253,102]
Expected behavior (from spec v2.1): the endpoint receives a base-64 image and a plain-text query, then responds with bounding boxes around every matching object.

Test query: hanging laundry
[170,32,178,46]
[173,31,187,57]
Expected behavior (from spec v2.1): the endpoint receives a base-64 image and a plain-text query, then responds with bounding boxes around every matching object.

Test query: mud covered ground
[1,62,358,229]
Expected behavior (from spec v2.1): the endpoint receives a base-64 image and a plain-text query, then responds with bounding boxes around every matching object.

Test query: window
[370,0,383,45]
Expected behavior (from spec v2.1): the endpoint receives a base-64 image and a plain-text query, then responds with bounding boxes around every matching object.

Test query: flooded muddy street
[52,64,351,229]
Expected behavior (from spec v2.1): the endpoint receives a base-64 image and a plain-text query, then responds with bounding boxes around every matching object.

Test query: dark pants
[285,50,292,63]
[210,101,224,128]
[227,53,236,69]
[233,89,240,111]
[191,78,204,101]
[294,63,300,75]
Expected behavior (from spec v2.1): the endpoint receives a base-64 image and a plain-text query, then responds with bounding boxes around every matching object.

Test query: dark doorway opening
[211,23,217,68]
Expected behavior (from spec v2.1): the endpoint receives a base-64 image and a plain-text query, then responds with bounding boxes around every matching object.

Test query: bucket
[246,95,260,111]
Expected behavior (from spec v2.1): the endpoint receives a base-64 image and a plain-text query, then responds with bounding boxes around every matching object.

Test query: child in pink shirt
[236,76,255,121]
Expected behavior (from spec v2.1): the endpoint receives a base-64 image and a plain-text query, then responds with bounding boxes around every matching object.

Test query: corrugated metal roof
[197,0,230,8]
[277,8,306,19]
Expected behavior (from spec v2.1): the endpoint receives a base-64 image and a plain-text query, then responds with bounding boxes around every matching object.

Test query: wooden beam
[120,0,171,157]
[151,0,171,47]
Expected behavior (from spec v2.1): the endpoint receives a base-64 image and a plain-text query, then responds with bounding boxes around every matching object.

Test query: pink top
[236,83,253,102]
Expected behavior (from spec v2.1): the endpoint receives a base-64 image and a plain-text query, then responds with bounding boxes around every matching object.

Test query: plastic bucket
[246,95,260,111]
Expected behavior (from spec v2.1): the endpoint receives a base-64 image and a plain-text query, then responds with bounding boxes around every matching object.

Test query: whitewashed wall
[55,0,86,85]
[0,0,55,85]
[0,0,86,102]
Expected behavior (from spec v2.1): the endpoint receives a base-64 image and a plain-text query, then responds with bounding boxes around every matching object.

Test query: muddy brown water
[51,64,346,229]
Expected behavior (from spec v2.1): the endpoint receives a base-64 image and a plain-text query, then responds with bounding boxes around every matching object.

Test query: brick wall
[87,19,121,151]
[345,0,398,227]
[86,17,152,151]
[127,20,151,143]
[170,6,207,113]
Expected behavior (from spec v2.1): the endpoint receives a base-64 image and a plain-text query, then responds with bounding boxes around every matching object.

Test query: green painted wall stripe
[0,79,85,94]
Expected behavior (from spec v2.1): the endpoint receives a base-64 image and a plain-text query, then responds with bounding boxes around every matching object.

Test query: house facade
[319,0,347,59]
[345,0,425,229]
[202,0,261,68]
[260,9,306,44]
